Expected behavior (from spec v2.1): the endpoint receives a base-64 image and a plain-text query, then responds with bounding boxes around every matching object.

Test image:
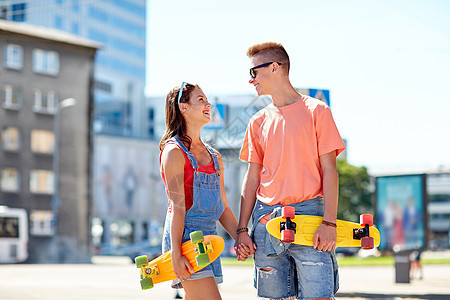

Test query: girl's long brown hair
[159,83,199,151]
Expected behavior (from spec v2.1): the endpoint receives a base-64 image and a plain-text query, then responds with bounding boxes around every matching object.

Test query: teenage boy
[235,42,346,300]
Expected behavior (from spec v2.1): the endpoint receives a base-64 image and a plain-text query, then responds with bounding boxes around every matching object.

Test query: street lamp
[51,97,77,233]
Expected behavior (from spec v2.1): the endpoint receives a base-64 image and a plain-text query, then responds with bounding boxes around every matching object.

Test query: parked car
[124,241,162,262]
[96,241,162,262]
[335,247,359,257]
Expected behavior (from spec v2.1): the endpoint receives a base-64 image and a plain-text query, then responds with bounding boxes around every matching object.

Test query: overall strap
[204,144,221,172]
[171,137,199,169]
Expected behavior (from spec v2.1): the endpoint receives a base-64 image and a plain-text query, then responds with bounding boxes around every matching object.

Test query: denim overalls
[162,137,225,286]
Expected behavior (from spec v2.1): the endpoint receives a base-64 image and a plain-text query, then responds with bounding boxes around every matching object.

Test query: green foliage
[221,257,254,266]
[221,256,450,267]
[337,256,394,266]
[337,160,373,221]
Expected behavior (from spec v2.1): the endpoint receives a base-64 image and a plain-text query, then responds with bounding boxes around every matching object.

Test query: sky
[146,0,450,174]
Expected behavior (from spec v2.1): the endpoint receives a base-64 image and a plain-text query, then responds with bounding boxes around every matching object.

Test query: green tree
[337,160,373,221]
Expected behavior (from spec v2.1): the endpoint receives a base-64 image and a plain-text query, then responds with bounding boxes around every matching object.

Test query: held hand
[313,224,337,252]
[234,232,256,261]
[236,243,252,261]
[172,254,194,280]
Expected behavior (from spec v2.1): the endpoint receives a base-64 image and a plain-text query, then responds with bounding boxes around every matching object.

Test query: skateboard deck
[135,231,224,290]
[266,209,380,249]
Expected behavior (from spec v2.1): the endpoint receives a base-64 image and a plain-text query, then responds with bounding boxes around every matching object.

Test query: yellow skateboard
[266,207,380,249]
[135,231,224,290]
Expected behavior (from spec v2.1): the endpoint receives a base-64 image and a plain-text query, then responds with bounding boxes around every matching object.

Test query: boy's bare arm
[314,151,339,251]
[235,162,261,259]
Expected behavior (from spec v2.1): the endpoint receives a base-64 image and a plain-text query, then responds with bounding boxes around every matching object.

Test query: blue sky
[146,0,450,173]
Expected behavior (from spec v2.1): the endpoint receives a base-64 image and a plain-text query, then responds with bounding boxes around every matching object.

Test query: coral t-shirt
[239,95,346,206]
[160,142,216,213]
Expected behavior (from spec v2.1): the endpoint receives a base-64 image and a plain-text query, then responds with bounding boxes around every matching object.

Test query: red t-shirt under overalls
[160,141,216,213]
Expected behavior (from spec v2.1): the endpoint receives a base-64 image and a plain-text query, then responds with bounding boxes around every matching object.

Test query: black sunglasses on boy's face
[249,62,282,79]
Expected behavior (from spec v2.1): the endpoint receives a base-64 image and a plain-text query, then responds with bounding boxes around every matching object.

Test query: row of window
[88,7,145,39]
[431,213,450,220]
[55,0,80,12]
[96,52,145,79]
[9,3,26,22]
[2,84,58,113]
[53,16,80,35]
[22,0,144,18]
[88,29,145,58]
[1,168,53,194]
[2,127,55,154]
[4,44,60,75]
[111,0,146,19]
[429,195,450,203]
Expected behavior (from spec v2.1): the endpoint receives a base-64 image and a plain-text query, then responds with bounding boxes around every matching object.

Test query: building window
[11,3,26,22]
[88,7,109,23]
[94,80,112,93]
[71,22,79,34]
[31,130,54,154]
[2,85,22,109]
[0,168,20,192]
[30,169,53,194]
[4,44,23,69]
[1,5,7,20]
[30,210,54,236]
[33,89,42,109]
[1,126,20,151]
[45,91,57,112]
[33,89,57,113]
[71,0,79,12]
[33,49,59,75]
[55,15,62,29]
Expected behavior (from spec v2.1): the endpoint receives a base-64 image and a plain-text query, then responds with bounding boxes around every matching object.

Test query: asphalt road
[0,256,449,300]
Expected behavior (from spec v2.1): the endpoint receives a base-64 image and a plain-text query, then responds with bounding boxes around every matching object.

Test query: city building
[0,0,149,138]
[0,19,99,262]
[91,135,166,256]
[0,0,159,258]
[427,172,450,249]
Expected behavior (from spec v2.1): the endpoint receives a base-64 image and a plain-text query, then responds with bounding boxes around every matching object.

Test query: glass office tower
[1,0,148,138]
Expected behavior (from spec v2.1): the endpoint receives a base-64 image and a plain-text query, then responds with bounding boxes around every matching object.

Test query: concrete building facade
[0,0,157,259]
[0,0,149,138]
[0,20,98,262]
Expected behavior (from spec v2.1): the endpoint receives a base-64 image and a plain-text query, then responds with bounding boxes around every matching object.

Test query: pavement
[336,264,450,299]
[0,256,449,300]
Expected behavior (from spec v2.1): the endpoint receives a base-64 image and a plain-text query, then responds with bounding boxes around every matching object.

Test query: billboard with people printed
[376,174,427,251]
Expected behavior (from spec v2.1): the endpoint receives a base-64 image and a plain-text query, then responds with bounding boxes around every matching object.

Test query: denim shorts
[252,199,339,299]
[167,229,223,289]
[171,263,223,289]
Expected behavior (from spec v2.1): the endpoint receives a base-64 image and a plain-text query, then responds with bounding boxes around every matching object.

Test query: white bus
[0,206,28,263]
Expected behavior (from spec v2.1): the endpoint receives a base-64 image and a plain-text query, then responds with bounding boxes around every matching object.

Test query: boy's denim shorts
[252,198,339,299]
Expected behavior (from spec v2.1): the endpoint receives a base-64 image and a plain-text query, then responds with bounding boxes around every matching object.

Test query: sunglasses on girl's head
[249,62,282,79]
[177,82,192,104]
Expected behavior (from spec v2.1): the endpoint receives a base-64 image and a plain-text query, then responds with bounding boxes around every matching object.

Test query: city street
[0,256,449,300]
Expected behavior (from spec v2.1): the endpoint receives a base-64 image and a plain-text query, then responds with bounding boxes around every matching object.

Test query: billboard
[93,136,167,221]
[376,175,427,251]
[296,88,330,106]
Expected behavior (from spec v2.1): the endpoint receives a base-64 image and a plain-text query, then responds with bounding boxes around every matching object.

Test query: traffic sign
[204,104,226,130]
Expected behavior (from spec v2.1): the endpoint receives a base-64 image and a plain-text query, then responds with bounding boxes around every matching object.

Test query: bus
[0,206,28,263]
